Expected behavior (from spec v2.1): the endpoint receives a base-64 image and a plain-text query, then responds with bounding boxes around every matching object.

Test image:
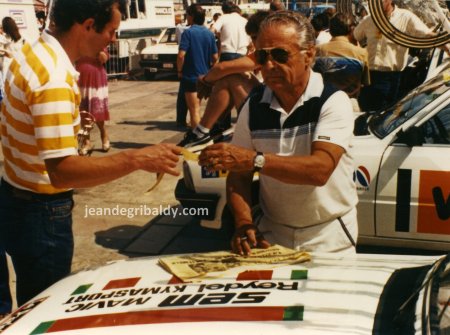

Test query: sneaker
[177,129,212,149]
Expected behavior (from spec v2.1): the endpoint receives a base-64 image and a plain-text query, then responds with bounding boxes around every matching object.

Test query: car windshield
[370,65,450,139]
[393,254,450,332]
[160,28,177,44]
[429,254,450,332]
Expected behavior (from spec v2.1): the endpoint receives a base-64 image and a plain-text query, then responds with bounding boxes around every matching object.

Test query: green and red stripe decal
[30,269,307,334]
[30,306,304,334]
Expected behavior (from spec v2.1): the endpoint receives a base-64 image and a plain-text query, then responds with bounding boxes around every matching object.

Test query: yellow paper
[181,148,199,161]
[145,149,199,193]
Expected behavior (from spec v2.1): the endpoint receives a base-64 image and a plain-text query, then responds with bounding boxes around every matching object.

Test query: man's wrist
[235,222,254,230]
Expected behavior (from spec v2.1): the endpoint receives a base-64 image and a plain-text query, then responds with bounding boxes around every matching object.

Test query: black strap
[337,216,356,247]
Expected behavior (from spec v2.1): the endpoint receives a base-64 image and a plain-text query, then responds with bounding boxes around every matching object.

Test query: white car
[139,27,178,80]
[0,251,448,334]
[175,57,450,251]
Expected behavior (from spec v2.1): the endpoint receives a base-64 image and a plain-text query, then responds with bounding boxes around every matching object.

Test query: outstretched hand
[199,143,255,172]
[136,143,182,176]
[197,75,213,101]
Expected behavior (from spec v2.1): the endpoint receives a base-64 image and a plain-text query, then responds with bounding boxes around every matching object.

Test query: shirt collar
[388,4,398,19]
[41,30,79,78]
[261,70,323,115]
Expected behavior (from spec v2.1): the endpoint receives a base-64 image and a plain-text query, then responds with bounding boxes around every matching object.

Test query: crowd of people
[0,0,446,319]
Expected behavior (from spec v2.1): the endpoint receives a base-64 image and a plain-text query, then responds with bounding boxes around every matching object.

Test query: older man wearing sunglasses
[199,11,358,256]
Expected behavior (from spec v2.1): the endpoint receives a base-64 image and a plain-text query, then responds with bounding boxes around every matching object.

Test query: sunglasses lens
[255,48,290,65]
[255,49,268,65]
[271,48,289,63]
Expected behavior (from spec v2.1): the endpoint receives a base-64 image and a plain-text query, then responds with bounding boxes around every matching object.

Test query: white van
[108,0,175,76]
[139,26,177,80]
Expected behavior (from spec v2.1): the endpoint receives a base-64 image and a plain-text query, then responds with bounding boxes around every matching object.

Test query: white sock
[193,124,210,137]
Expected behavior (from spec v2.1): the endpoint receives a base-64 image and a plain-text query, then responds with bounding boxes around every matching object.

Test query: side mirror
[395,126,424,147]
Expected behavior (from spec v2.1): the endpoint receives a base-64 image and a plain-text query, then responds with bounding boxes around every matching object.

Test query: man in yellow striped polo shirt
[0,0,181,309]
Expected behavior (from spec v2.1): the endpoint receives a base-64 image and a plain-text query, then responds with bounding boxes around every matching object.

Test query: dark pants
[0,248,11,314]
[0,179,74,306]
[219,52,244,62]
[176,81,188,126]
[358,70,402,112]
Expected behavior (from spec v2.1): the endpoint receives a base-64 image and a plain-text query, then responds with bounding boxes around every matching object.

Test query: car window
[422,105,450,145]
[160,28,177,44]
[371,68,450,138]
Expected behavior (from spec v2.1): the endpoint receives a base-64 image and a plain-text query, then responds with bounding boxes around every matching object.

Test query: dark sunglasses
[254,47,302,65]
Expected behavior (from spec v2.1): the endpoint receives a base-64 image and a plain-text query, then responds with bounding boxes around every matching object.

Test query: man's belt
[1,179,73,201]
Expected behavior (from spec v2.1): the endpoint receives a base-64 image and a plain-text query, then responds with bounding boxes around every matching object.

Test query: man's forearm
[204,56,256,83]
[46,144,180,189]
[46,151,140,189]
[177,52,185,74]
[226,171,254,227]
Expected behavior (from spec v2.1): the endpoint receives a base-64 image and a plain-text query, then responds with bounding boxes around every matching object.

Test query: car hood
[0,252,444,335]
[141,44,178,55]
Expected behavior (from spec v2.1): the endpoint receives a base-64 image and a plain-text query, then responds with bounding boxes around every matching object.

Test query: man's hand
[197,75,213,100]
[134,143,182,176]
[231,224,271,255]
[199,143,255,172]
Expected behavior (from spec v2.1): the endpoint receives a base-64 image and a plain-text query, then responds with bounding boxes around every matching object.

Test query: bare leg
[97,121,110,152]
[185,91,201,128]
[200,73,260,129]
[177,74,259,147]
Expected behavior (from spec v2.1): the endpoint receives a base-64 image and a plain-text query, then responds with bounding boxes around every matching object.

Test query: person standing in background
[210,12,222,53]
[210,12,222,30]
[1,17,25,75]
[178,10,269,148]
[36,11,47,32]
[211,1,250,62]
[353,0,432,111]
[269,0,285,12]
[175,14,189,128]
[177,4,218,128]
[311,12,332,45]
[76,48,111,154]
[0,24,8,92]
[315,13,370,100]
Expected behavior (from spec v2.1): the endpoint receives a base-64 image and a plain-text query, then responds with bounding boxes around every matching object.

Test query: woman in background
[76,48,111,155]
[1,17,25,75]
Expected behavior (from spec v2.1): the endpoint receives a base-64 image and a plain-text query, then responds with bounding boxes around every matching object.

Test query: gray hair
[259,10,315,49]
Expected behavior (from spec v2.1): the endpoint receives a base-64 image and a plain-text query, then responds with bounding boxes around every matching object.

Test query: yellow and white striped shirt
[0,30,80,194]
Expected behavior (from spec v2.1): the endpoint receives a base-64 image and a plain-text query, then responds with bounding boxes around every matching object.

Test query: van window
[128,0,147,19]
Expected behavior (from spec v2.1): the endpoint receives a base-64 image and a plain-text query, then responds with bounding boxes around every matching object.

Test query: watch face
[254,154,265,168]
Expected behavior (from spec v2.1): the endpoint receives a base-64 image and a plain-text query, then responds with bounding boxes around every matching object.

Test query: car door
[375,103,450,248]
